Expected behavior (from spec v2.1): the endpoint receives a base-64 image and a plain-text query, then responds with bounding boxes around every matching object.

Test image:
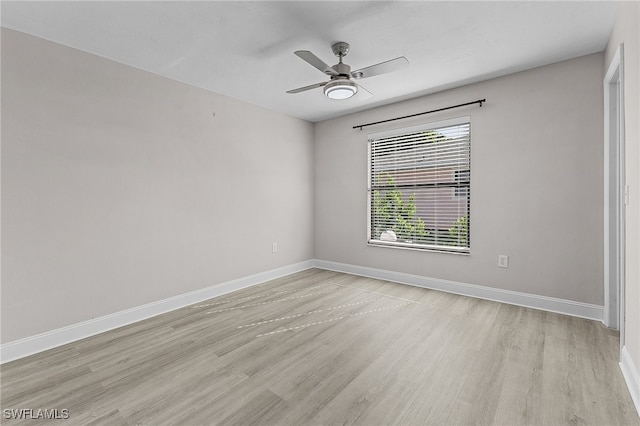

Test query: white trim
[603,43,625,332]
[366,140,373,243]
[367,240,470,255]
[0,261,315,364]
[313,260,603,321]
[620,345,640,416]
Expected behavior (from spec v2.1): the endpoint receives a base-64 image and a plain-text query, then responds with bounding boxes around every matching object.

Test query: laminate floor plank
[490,309,546,426]
[311,304,438,425]
[1,269,638,425]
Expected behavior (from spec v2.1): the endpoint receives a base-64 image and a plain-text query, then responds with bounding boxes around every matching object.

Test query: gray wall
[1,29,315,343]
[315,53,604,305]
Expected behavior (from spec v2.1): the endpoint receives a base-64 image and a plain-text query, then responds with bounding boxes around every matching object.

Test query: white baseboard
[621,345,640,417]
[312,260,604,321]
[0,261,315,364]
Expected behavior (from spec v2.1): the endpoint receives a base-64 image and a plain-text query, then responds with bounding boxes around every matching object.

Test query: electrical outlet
[498,255,509,268]
[272,243,278,253]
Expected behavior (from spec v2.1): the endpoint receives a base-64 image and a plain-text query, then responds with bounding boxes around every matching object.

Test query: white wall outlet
[498,255,509,268]
[272,243,278,253]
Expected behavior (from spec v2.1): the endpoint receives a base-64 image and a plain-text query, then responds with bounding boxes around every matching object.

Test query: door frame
[603,44,625,345]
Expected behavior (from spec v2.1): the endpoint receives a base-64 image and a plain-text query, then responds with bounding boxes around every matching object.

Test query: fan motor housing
[332,62,351,76]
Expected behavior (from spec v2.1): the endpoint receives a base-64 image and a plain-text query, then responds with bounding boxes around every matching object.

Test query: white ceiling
[1,1,618,122]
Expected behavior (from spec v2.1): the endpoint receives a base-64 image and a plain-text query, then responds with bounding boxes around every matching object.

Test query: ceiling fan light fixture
[324,79,357,100]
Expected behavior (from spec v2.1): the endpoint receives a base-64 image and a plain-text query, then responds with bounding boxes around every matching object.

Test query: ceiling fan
[286,41,409,100]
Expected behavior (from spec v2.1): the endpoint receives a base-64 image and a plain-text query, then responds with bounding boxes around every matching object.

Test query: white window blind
[367,117,471,253]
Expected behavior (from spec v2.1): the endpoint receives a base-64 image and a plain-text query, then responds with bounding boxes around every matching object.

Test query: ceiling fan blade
[352,56,409,79]
[294,50,339,76]
[286,81,328,94]
[355,82,373,99]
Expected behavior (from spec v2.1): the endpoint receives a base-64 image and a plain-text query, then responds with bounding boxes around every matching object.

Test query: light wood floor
[1,269,638,425]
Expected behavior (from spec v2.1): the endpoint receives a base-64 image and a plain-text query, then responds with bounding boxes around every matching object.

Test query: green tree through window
[373,174,429,242]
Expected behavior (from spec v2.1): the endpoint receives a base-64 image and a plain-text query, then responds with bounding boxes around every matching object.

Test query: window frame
[366,116,471,254]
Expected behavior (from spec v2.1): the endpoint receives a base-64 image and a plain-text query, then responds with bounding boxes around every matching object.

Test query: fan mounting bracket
[331,42,350,58]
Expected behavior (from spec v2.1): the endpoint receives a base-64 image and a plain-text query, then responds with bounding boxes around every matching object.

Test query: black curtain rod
[353,98,486,130]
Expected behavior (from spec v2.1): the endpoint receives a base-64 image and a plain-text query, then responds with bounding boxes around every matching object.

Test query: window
[453,170,470,199]
[367,117,471,253]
